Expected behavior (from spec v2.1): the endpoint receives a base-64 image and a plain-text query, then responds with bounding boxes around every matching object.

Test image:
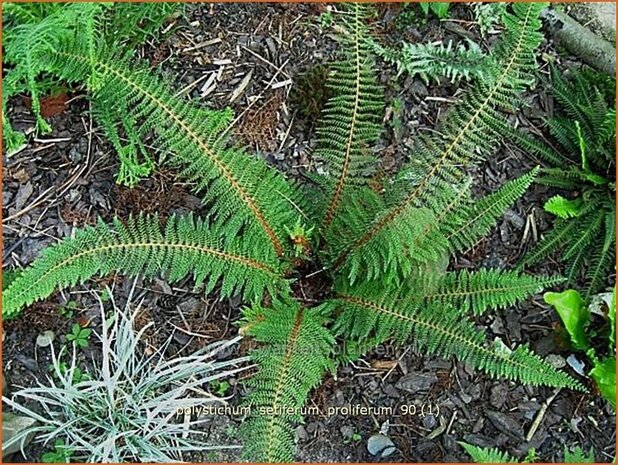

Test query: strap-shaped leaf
[2,214,288,319]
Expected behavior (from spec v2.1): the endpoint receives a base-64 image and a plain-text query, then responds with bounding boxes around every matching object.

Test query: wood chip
[371,360,399,370]
[271,79,293,89]
[229,70,253,103]
[181,37,222,53]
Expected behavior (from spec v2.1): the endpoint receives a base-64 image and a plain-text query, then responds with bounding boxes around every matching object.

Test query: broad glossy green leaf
[590,356,616,409]
[544,289,590,350]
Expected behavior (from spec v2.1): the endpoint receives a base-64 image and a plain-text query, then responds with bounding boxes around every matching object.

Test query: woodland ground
[2,3,616,463]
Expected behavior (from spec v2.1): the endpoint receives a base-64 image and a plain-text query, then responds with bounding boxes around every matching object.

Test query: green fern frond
[443,168,538,254]
[562,209,605,261]
[93,100,155,187]
[564,446,596,463]
[543,195,584,219]
[423,269,564,315]
[314,3,384,230]
[2,214,288,319]
[46,46,303,256]
[499,123,568,168]
[375,39,489,84]
[331,281,583,390]
[459,442,517,463]
[331,3,547,282]
[239,302,335,462]
[2,108,27,155]
[585,223,616,298]
[2,4,96,135]
[474,2,508,38]
[519,216,581,269]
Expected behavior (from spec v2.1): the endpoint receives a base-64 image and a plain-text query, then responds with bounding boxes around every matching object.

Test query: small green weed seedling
[41,439,74,463]
[65,323,92,348]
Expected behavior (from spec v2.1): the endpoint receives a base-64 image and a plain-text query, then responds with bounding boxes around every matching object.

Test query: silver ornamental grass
[3,283,250,463]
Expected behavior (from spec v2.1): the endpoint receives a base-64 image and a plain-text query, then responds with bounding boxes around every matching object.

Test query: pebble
[422,414,437,429]
[35,330,55,348]
[546,353,567,369]
[486,410,524,440]
[367,434,397,458]
[295,425,308,442]
[395,372,438,394]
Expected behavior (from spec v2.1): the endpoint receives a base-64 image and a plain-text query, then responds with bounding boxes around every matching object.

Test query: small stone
[367,434,397,458]
[2,413,37,458]
[490,317,506,335]
[422,415,437,429]
[395,372,438,394]
[504,209,525,229]
[566,354,586,375]
[442,434,457,452]
[69,146,83,163]
[36,330,55,348]
[295,425,308,442]
[546,353,566,369]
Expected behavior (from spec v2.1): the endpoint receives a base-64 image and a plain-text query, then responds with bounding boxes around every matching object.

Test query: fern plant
[3,3,585,462]
[2,2,180,185]
[508,67,616,297]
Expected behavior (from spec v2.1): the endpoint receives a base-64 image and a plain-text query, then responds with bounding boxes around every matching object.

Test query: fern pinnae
[332,3,547,277]
[422,269,565,315]
[332,288,582,390]
[443,168,538,254]
[240,302,334,462]
[3,214,287,319]
[49,48,299,257]
[315,3,384,230]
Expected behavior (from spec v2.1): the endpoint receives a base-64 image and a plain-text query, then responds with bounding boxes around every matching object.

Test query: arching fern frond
[331,280,582,390]
[422,269,564,315]
[442,168,538,254]
[314,3,384,230]
[45,46,303,257]
[374,39,489,84]
[2,214,288,319]
[330,3,547,282]
[239,302,335,462]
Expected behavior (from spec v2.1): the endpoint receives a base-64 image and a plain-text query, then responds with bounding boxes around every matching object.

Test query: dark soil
[2,3,615,463]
